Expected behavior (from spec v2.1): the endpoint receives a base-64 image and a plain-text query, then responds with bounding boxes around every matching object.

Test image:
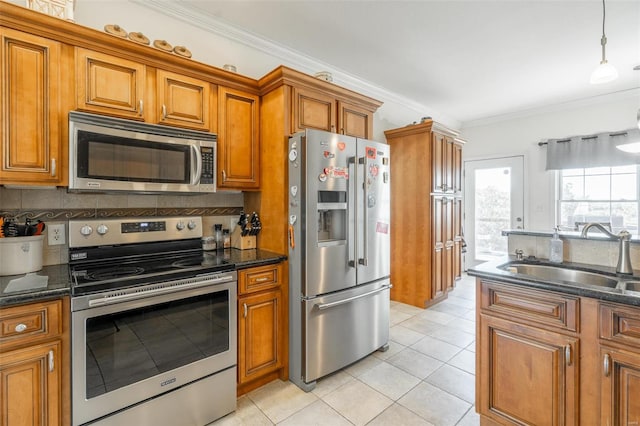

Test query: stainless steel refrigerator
[288,129,391,391]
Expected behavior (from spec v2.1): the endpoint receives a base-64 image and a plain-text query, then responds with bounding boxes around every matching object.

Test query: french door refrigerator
[288,129,391,391]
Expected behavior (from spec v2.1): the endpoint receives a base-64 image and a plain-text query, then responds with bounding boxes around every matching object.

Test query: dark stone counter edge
[0,249,287,308]
[468,256,640,307]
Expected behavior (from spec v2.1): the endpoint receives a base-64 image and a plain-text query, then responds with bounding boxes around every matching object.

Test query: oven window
[77,130,190,183]
[84,290,229,399]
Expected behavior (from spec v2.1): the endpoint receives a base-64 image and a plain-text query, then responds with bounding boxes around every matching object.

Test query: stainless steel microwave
[68,111,216,194]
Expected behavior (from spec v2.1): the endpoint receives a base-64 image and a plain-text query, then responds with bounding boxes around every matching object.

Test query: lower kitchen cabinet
[0,298,69,426]
[600,346,640,425]
[478,314,579,425]
[0,341,61,426]
[237,263,286,395]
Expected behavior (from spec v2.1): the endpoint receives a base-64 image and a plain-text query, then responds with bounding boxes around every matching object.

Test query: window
[558,166,638,233]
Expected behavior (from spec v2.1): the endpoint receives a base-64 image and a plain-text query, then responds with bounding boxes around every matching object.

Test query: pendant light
[590,0,618,84]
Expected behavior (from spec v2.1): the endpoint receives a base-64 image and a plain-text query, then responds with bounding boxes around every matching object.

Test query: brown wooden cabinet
[384,121,465,308]
[600,347,640,425]
[0,27,67,186]
[0,298,69,426]
[477,280,580,425]
[291,84,374,139]
[237,263,286,394]
[76,48,213,131]
[217,86,260,190]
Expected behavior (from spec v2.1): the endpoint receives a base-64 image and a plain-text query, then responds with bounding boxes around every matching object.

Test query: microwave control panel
[200,146,215,185]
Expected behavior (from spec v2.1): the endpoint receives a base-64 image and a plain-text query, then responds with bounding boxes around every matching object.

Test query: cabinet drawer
[480,280,579,332]
[0,299,62,348]
[600,303,640,349]
[239,263,283,295]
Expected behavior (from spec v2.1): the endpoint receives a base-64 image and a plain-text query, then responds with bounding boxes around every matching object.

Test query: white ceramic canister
[0,235,44,276]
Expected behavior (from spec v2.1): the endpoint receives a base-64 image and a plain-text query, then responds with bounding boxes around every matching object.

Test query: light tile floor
[212,274,479,426]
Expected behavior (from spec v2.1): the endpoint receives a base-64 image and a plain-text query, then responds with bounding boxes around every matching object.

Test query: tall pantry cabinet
[384,120,465,308]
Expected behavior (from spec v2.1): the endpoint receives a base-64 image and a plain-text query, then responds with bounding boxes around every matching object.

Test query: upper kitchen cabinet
[246,66,381,254]
[76,48,146,120]
[431,123,463,195]
[156,69,212,131]
[217,86,260,190]
[76,49,213,131]
[0,27,69,186]
[291,85,375,139]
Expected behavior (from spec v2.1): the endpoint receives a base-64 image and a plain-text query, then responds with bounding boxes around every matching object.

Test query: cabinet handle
[243,303,247,318]
[604,353,611,377]
[162,104,167,119]
[340,128,344,134]
[48,350,54,372]
[331,125,335,132]
[255,277,270,282]
[565,344,572,366]
[51,158,56,177]
[139,100,144,116]
[222,170,226,183]
[14,323,27,333]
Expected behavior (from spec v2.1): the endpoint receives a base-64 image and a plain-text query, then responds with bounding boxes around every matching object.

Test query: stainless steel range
[69,216,236,426]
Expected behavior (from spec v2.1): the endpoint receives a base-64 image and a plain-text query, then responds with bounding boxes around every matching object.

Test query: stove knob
[176,221,185,231]
[80,225,93,236]
[97,224,109,235]
[187,220,197,230]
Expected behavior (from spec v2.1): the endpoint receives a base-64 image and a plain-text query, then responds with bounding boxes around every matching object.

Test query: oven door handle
[87,274,234,308]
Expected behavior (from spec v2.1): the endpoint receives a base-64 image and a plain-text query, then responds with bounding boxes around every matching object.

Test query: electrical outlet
[48,223,66,246]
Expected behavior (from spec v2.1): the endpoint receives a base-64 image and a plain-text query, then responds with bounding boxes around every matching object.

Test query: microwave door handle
[191,145,203,185]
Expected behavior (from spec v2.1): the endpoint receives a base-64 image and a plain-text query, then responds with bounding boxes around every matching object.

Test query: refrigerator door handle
[348,156,357,268]
[315,284,392,310]
[358,156,368,266]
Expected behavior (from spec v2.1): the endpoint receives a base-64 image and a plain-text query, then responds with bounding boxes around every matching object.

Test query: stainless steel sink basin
[621,281,640,292]
[500,263,620,288]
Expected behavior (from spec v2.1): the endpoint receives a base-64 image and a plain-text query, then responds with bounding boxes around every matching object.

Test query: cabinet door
[452,142,463,195]
[76,48,146,120]
[291,87,336,134]
[431,132,445,193]
[218,86,260,189]
[478,314,579,425]
[601,347,640,426]
[453,198,463,281]
[443,197,455,292]
[432,196,445,300]
[156,69,211,130]
[238,290,282,384]
[0,28,63,185]
[443,136,455,193]
[337,101,372,139]
[0,341,61,426]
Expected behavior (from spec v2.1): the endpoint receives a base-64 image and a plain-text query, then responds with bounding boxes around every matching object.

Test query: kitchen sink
[500,263,620,289]
[621,281,640,292]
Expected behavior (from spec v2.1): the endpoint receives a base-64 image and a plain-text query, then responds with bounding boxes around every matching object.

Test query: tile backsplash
[1,186,245,266]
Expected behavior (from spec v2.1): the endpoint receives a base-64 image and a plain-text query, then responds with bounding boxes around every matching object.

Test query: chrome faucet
[580,223,633,275]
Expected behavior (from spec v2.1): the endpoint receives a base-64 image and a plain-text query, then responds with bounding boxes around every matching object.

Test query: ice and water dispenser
[317,190,347,244]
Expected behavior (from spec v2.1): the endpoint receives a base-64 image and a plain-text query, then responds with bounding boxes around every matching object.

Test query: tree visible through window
[558,166,639,233]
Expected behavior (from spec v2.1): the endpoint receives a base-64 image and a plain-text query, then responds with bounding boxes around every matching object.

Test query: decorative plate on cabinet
[128,32,150,45]
[173,46,192,58]
[104,24,127,38]
[153,39,172,52]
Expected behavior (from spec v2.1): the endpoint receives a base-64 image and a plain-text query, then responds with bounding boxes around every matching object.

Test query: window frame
[556,166,640,233]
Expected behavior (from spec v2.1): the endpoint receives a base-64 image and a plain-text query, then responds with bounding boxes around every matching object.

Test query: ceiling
[149,1,639,125]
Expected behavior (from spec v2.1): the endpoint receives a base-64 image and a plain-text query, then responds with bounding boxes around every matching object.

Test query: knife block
[231,227,256,250]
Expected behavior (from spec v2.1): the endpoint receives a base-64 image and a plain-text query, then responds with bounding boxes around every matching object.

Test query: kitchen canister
[0,235,44,276]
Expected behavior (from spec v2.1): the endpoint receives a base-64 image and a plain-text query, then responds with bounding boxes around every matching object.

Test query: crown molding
[131,0,456,127]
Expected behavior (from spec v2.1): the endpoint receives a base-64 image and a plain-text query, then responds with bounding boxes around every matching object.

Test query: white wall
[460,93,640,231]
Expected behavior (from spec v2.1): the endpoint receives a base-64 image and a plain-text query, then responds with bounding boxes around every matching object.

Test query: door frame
[463,154,527,269]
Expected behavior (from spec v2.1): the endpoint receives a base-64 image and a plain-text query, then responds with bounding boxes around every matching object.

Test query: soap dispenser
[549,227,563,263]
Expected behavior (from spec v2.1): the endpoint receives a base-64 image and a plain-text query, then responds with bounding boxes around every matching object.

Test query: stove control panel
[69,216,203,248]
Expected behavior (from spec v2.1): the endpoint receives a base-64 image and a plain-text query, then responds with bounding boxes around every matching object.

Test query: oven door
[71,279,236,426]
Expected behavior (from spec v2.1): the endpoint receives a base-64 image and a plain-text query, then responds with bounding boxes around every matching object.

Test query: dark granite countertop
[0,264,71,307]
[468,256,640,307]
[502,228,640,243]
[0,248,287,307]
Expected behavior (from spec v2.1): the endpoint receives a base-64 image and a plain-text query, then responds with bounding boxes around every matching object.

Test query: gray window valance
[543,128,640,170]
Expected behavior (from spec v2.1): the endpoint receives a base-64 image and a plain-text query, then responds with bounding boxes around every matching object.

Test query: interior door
[464,156,524,269]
